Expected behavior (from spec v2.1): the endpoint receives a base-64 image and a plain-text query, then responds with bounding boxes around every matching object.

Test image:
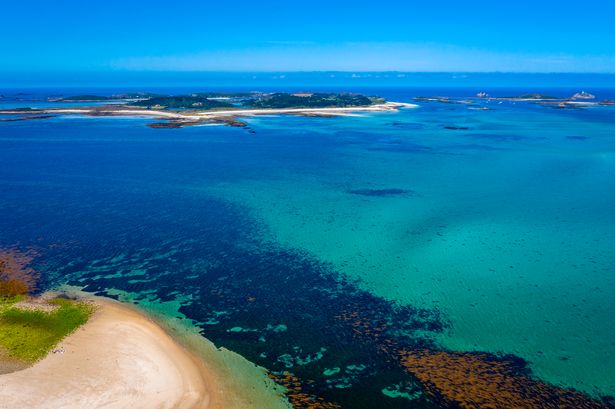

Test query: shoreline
[0,294,289,409]
[0,101,417,128]
[0,296,211,409]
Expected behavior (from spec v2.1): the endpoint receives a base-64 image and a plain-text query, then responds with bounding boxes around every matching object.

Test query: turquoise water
[1,88,614,406]
[210,102,615,395]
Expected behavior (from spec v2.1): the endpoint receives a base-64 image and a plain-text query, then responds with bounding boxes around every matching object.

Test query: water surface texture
[1,88,614,406]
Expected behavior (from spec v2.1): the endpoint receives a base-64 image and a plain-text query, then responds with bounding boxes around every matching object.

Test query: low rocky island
[0,92,414,129]
[414,91,615,110]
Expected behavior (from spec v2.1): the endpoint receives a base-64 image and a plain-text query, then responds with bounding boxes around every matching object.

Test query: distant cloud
[110,42,615,73]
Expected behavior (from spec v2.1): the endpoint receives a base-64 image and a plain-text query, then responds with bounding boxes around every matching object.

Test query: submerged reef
[388,122,425,129]
[443,125,470,130]
[347,188,415,197]
[0,115,54,122]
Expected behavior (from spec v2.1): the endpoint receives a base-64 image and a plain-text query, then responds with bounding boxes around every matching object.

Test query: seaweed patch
[0,248,39,296]
[400,349,612,409]
[347,189,415,197]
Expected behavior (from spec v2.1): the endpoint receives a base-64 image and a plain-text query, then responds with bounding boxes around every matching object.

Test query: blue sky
[2,0,615,73]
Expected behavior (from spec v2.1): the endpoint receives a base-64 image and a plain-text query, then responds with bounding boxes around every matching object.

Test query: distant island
[414,91,615,110]
[55,95,113,102]
[50,93,158,102]
[0,92,414,129]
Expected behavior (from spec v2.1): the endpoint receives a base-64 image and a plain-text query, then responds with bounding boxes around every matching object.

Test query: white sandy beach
[0,101,417,123]
[0,298,215,409]
[192,101,418,118]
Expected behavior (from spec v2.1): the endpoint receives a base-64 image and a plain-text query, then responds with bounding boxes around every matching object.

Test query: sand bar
[0,101,417,121]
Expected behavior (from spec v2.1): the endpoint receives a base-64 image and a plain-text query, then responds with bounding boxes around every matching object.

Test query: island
[412,91,615,110]
[0,92,416,129]
[48,93,159,102]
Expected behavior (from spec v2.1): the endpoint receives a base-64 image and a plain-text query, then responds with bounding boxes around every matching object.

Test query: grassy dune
[0,296,93,362]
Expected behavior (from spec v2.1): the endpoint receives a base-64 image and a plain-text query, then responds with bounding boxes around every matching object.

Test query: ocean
[1,85,614,407]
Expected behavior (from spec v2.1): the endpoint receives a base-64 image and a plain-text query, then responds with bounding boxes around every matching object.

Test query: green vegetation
[511,94,558,100]
[0,297,93,362]
[129,95,234,109]
[110,92,160,99]
[245,93,378,109]
[51,92,386,111]
[59,95,111,102]
[1,250,91,364]
[193,92,260,98]
[59,93,159,101]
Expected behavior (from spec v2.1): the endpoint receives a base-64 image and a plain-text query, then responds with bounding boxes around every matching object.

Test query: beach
[0,101,417,126]
[0,296,280,409]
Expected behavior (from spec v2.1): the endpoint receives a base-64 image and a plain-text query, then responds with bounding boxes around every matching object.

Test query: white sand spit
[0,298,213,409]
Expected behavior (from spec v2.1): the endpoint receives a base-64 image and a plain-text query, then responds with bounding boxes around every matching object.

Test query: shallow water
[1,89,614,406]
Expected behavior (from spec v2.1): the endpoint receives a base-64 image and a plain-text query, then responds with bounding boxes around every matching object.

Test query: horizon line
[4,70,615,75]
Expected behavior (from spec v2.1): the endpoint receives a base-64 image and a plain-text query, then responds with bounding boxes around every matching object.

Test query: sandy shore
[0,298,219,409]
[0,101,417,122]
[192,101,418,118]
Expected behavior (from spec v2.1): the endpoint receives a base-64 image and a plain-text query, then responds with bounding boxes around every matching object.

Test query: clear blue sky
[2,0,615,73]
